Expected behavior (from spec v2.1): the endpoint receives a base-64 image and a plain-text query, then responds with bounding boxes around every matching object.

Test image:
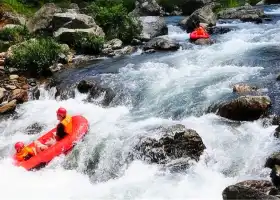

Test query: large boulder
[181,3,217,33]
[52,12,97,31]
[217,5,265,23]
[222,181,280,200]
[138,16,168,41]
[180,0,213,15]
[131,0,164,16]
[143,35,180,51]
[215,95,271,121]
[0,7,26,27]
[129,124,206,167]
[0,100,16,114]
[54,27,105,45]
[27,3,62,34]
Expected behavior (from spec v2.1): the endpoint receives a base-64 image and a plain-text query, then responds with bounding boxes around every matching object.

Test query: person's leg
[34,140,48,152]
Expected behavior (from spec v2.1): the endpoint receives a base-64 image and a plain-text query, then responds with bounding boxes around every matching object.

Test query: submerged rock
[232,83,259,94]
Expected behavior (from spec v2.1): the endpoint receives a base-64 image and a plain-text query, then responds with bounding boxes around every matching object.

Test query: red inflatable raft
[190,31,210,40]
[13,115,89,170]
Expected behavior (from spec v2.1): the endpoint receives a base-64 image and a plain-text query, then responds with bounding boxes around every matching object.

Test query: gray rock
[143,35,180,51]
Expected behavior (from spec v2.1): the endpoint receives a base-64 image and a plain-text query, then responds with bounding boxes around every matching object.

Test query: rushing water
[1,6,280,200]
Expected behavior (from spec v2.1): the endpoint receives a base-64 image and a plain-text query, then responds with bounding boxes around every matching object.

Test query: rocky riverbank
[2,1,280,198]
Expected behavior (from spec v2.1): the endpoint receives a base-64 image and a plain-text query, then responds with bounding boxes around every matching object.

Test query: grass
[1,0,37,17]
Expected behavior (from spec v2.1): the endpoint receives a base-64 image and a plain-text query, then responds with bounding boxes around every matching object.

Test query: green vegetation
[5,38,69,75]
[71,32,104,54]
[0,25,31,43]
[85,0,141,44]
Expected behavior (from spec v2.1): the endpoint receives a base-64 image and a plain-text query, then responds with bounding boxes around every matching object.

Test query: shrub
[85,0,141,44]
[0,26,31,43]
[72,32,104,54]
[5,38,69,76]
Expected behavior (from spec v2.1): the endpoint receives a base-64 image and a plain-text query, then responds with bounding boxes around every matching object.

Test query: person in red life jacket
[34,107,73,150]
[14,142,36,162]
[189,19,210,41]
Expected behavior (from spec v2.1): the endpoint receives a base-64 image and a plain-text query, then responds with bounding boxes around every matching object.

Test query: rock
[138,16,168,41]
[207,26,233,35]
[130,124,206,166]
[0,52,6,58]
[9,74,19,80]
[0,9,26,26]
[0,100,17,114]
[232,83,259,94]
[4,84,16,90]
[52,12,98,31]
[266,152,280,169]
[26,123,45,135]
[11,89,28,103]
[49,63,63,73]
[235,180,280,195]
[62,79,116,106]
[222,184,280,200]
[114,46,136,56]
[192,38,214,45]
[180,0,213,15]
[0,88,6,102]
[217,5,264,23]
[54,27,105,45]
[69,3,79,10]
[257,0,265,4]
[270,165,280,187]
[181,3,217,33]
[131,0,164,16]
[0,59,4,66]
[143,35,180,51]
[27,3,62,34]
[2,24,22,29]
[29,85,40,100]
[104,39,123,50]
[216,95,271,121]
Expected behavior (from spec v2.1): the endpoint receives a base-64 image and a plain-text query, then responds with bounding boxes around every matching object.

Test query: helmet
[57,107,67,116]
[15,142,24,150]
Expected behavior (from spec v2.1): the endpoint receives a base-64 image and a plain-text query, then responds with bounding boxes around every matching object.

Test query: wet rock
[11,89,28,103]
[191,38,214,45]
[0,100,17,114]
[207,26,233,35]
[270,165,280,187]
[130,124,206,167]
[138,16,168,41]
[217,5,264,23]
[29,85,40,100]
[130,0,164,16]
[143,35,180,51]
[181,3,217,33]
[27,3,62,34]
[26,123,45,135]
[232,83,259,94]
[222,184,280,199]
[266,152,280,169]
[216,95,271,121]
[236,180,280,195]
[49,63,63,73]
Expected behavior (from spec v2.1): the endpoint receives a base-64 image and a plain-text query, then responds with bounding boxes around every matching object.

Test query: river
[1,5,280,200]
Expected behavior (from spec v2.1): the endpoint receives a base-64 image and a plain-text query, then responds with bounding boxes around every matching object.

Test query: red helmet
[14,142,24,150]
[57,107,67,116]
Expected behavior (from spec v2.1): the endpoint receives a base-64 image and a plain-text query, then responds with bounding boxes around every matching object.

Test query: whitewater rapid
[1,7,280,200]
